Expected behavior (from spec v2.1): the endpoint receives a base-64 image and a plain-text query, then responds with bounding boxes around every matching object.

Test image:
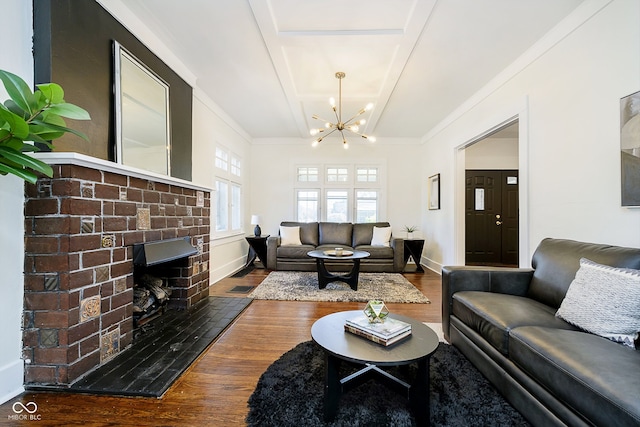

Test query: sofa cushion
[352,222,390,247]
[527,238,640,309]
[280,221,319,246]
[371,226,392,247]
[280,226,302,246]
[319,222,352,246]
[510,326,640,427]
[354,245,393,259]
[556,258,640,348]
[452,291,577,355]
[277,244,316,259]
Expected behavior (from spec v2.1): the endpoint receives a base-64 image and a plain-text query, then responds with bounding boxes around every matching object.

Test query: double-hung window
[215,146,243,235]
[296,190,319,222]
[294,164,384,222]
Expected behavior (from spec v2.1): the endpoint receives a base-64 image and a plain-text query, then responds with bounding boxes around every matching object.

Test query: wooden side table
[244,235,269,268]
[403,239,425,272]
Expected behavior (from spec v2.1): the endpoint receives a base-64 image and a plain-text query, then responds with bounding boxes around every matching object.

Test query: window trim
[294,162,385,223]
[214,144,244,237]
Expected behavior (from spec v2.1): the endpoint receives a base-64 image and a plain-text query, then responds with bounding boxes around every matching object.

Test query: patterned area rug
[249,271,430,303]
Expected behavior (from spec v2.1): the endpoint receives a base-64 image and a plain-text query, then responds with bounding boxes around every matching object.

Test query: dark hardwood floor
[1,267,442,426]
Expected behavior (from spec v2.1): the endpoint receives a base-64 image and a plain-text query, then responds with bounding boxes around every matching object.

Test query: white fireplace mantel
[34,152,212,192]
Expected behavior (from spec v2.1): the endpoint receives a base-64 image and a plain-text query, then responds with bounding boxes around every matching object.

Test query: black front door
[465,170,519,266]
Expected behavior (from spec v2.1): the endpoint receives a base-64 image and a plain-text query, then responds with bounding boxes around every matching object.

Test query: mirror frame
[113,41,171,175]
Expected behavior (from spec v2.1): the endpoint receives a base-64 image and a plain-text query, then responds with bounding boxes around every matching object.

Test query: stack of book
[344,315,412,346]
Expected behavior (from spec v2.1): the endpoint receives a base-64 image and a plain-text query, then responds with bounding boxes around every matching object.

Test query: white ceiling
[119,0,584,141]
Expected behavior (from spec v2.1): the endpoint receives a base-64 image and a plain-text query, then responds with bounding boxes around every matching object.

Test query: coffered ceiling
[114,0,585,141]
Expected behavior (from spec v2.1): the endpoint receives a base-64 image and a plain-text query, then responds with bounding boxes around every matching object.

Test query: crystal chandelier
[310,72,376,149]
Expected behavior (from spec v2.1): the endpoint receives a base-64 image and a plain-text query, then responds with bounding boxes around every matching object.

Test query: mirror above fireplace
[114,41,171,175]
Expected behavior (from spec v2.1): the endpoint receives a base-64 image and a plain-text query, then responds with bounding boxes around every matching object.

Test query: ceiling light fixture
[310,72,376,149]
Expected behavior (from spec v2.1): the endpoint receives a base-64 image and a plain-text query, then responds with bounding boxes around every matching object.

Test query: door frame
[453,107,530,267]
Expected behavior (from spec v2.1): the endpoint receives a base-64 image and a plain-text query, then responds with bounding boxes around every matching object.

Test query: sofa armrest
[266,236,281,270]
[441,266,534,341]
[391,238,404,272]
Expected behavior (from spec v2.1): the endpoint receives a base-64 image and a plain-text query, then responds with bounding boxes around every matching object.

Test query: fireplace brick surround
[22,155,211,388]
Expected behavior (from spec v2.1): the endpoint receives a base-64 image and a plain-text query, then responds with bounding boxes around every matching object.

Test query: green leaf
[3,99,27,119]
[38,111,66,126]
[19,143,41,152]
[0,104,30,138]
[28,123,65,141]
[31,91,46,111]
[0,70,34,115]
[36,83,65,104]
[0,161,39,184]
[0,145,53,177]
[30,119,89,142]
[1,136,26,151]
[46,103,90,120]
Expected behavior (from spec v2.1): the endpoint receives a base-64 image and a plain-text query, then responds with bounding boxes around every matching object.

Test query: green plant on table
[0,69,90,184]
[404,225,418,233]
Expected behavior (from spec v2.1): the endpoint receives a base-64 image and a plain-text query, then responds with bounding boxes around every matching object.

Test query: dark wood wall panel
[33,0,193,180]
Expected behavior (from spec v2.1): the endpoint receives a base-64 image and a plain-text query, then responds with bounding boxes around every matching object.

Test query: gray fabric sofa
[442,238,640,426]
[266,221,404,272]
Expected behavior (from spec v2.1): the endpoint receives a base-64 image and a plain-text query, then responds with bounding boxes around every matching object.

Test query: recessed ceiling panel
[269,0,416,33]
[284,42,395,96]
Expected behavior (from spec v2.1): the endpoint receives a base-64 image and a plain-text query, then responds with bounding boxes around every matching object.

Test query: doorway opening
[463,121,519,267]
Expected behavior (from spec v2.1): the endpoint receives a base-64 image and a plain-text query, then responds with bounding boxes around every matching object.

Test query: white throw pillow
[280,226,302,246]
[556,258,640,348]
[371,226,392,247]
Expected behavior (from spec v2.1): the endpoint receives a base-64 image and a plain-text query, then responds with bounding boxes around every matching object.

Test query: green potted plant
[404,225,418,240]
[0,69,90,184]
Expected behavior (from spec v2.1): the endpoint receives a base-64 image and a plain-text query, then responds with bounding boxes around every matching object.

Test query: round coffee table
[307,249,370,290]
[311,310,439,425]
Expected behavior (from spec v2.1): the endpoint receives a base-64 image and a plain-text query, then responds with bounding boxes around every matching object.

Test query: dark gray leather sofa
[266,221,404,272]
[442,238,640,426]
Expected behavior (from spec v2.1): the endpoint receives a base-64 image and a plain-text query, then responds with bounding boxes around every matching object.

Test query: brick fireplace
[22,154,211,388]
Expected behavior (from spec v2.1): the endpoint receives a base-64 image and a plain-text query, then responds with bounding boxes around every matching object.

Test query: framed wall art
[621,90,640,207]
[428,173,440,210]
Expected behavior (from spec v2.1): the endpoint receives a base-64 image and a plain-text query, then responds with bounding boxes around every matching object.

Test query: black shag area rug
[246,341,530,426]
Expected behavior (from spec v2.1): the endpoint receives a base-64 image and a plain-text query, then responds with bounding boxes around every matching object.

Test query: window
[215,180,228,232]
[215,146,243,236]
[231,155,241,177]
[231,184,241,229]
[294,163,384,222]
[297,167,319,182]
[356,167,378,182]
[326,190,349,222]
[326,167,349,182]
[296,190,319,222]
[355,190,378,222]
[215,147,228,171]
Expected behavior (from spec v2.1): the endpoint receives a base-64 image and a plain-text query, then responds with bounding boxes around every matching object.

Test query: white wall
[421,0,640,270]
[192,90,253,283]
[0,0,33,405]
[249,138,423,238]
[466,137,519,170]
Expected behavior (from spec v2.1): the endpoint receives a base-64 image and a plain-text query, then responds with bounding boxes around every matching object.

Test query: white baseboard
[0,359,24,405]
[209,256,246,285]
[421,256,442,274]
